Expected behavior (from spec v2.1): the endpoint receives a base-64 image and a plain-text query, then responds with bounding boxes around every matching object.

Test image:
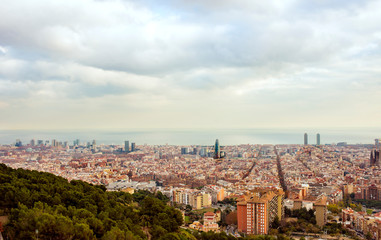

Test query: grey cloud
[0,0,354,75]
[1,0,381,129]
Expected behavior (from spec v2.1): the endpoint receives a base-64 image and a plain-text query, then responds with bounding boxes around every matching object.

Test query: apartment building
[237,189,284,235]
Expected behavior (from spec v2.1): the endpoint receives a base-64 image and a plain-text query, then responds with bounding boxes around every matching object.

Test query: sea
[0,128,380,146]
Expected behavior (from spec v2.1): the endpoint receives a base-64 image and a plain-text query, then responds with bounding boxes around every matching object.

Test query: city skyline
[1,0,381,130]
[1,129,380,145]
[1,119,381,239]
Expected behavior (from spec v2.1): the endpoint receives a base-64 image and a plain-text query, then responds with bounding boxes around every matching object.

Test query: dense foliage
[322,222,348,235]
[217,198,237,207]
[278,207,320,234]
[0,164,182,239]
[284,207,316,224]
[352,199,381,210]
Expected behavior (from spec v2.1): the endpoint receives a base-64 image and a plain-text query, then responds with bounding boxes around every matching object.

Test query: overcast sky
[1,0,381,130]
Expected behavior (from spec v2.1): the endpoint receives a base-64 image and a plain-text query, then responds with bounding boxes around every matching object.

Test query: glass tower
[214,139,220,159]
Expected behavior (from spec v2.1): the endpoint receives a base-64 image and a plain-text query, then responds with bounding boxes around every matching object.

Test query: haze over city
[1,0,381,130]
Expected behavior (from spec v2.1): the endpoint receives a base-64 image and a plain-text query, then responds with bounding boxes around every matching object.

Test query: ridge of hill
[0,163,185,240]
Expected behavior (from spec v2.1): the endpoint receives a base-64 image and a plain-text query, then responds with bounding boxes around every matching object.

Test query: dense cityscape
[1,134,381,239]
[1,0,381,238]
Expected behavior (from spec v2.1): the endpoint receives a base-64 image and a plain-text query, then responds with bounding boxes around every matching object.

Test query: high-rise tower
[131,142,136,152]
[371,139,380,166]
[214,139,220,159]
[125,141,130,152]
[304,133,308,145]
[317,133,320,145]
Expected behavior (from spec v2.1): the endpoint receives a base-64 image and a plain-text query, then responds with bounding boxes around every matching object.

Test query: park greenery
[217,198,237,207]
[327,202,362,215]
[0,164,184,239]
[352,199,381,210]
[278,207,319,234]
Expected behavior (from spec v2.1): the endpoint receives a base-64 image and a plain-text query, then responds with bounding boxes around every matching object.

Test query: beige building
[314,195,327,227]
[190,192,212,210]
[172,189,211,209]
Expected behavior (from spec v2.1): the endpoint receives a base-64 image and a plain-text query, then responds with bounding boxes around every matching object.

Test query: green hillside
[0,163,183,240]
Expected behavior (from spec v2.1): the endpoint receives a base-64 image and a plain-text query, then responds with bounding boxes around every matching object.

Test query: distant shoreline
[0,128,379,145]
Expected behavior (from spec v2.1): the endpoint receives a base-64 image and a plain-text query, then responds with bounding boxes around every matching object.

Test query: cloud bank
[0,0,381,129]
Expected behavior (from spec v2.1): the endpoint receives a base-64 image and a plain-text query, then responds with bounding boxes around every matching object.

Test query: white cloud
[0,46,7,54]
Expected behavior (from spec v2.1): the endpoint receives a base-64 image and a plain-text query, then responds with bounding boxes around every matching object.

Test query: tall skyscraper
[371,139,380,166]
[131,142,136,152]
[304,133,308,145]
[125,141,130,152]
[30,139,35,147]
[317,133,320,145]
[200,147,208,157]
[74,139,80,146]
[214,139,220,159]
